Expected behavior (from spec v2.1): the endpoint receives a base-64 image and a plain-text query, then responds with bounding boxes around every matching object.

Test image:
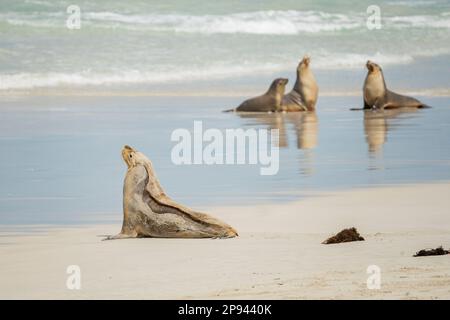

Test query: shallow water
[0,95,449,225]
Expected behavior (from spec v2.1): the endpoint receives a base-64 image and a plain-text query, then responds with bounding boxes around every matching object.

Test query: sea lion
[105,145,238,240]
[363,60,430,110]
[281,55,319,112]
[225,78,288,112]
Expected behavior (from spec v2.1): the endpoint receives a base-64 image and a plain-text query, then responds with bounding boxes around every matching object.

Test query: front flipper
[103,232,138,241]
[382,101,406,109]
[351,99,375,111]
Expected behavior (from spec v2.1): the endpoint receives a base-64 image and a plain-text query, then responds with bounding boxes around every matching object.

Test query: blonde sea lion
[224,78,288,112]
[105,145,238,240]
[363,60,431,110]
[281,55,319,112]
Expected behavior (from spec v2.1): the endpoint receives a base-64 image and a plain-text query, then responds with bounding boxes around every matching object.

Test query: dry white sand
[0,182,449,299]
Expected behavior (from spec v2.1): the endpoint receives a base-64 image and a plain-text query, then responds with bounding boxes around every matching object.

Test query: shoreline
[1,88,450,98]
[1,182,449,299]
[1,180,450,230]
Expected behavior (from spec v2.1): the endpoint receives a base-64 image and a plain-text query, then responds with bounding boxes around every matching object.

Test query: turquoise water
[0,0,449,93]
[0,95,450,224]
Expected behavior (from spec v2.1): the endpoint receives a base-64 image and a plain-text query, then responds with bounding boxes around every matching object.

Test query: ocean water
[0,0,449,93]
[0,95,450,225]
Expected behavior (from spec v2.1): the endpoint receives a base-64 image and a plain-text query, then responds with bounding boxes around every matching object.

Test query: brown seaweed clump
[322,227,365,244]
[413,246,449,257]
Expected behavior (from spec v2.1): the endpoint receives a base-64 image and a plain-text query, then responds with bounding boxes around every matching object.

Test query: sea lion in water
[281,55,319,112]
[105,145,238,240]
[225,78,288,112]
[363,60,430,110]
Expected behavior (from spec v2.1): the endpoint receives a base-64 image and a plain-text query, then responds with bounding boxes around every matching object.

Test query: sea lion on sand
[225,78,288,112]
[363,60,430,110]
[105,145,238,240]
[281,55,319,112]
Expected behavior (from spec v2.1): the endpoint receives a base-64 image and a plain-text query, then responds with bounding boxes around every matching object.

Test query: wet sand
[1,182,449,299]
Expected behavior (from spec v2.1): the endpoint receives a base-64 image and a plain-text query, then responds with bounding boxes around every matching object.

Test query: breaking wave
[0,53,417,90]
[2,10,450,34]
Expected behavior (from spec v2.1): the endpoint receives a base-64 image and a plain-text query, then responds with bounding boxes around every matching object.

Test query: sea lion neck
[266,81,279,95]
[367,68,387,91]
[293,67,313,93]
[293,69,302,92]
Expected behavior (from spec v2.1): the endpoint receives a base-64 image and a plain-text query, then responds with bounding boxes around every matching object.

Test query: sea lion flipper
[103,232,137,241]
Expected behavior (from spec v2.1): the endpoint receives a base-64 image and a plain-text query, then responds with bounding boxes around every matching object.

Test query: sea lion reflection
[237,112,318,150]
[364,108,418,154]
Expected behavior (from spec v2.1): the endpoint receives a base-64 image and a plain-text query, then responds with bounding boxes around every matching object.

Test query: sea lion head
[122,145,150,169]
[366,60,382,74]
[298,55,311,71]
[269,78,289,93]
[277,78,289,88]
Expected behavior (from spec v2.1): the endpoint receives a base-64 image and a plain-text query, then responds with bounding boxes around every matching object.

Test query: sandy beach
[1,182,449,300]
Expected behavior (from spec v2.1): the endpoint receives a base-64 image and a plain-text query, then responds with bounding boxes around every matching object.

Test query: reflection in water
[364,111,388,154]
[237,112,319,175]
[289,112,318,150]
[364,108,420,171]
[236,112,318,150]
[364,108,418,155]
[237,112,288,147]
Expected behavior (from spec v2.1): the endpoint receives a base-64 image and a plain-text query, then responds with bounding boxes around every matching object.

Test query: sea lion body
[106,145,238,240]
[233,78,288,112]
[363,61,429,109]
[282,56,318,112]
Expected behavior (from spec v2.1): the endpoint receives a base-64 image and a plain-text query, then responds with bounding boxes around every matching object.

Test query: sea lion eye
[129,154,132,158]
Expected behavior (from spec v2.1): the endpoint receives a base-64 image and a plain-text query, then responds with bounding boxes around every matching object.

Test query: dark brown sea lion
[281,55,319,112]
[225,78,288,112]
[363,60,431,110]
[105,145,238,240]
